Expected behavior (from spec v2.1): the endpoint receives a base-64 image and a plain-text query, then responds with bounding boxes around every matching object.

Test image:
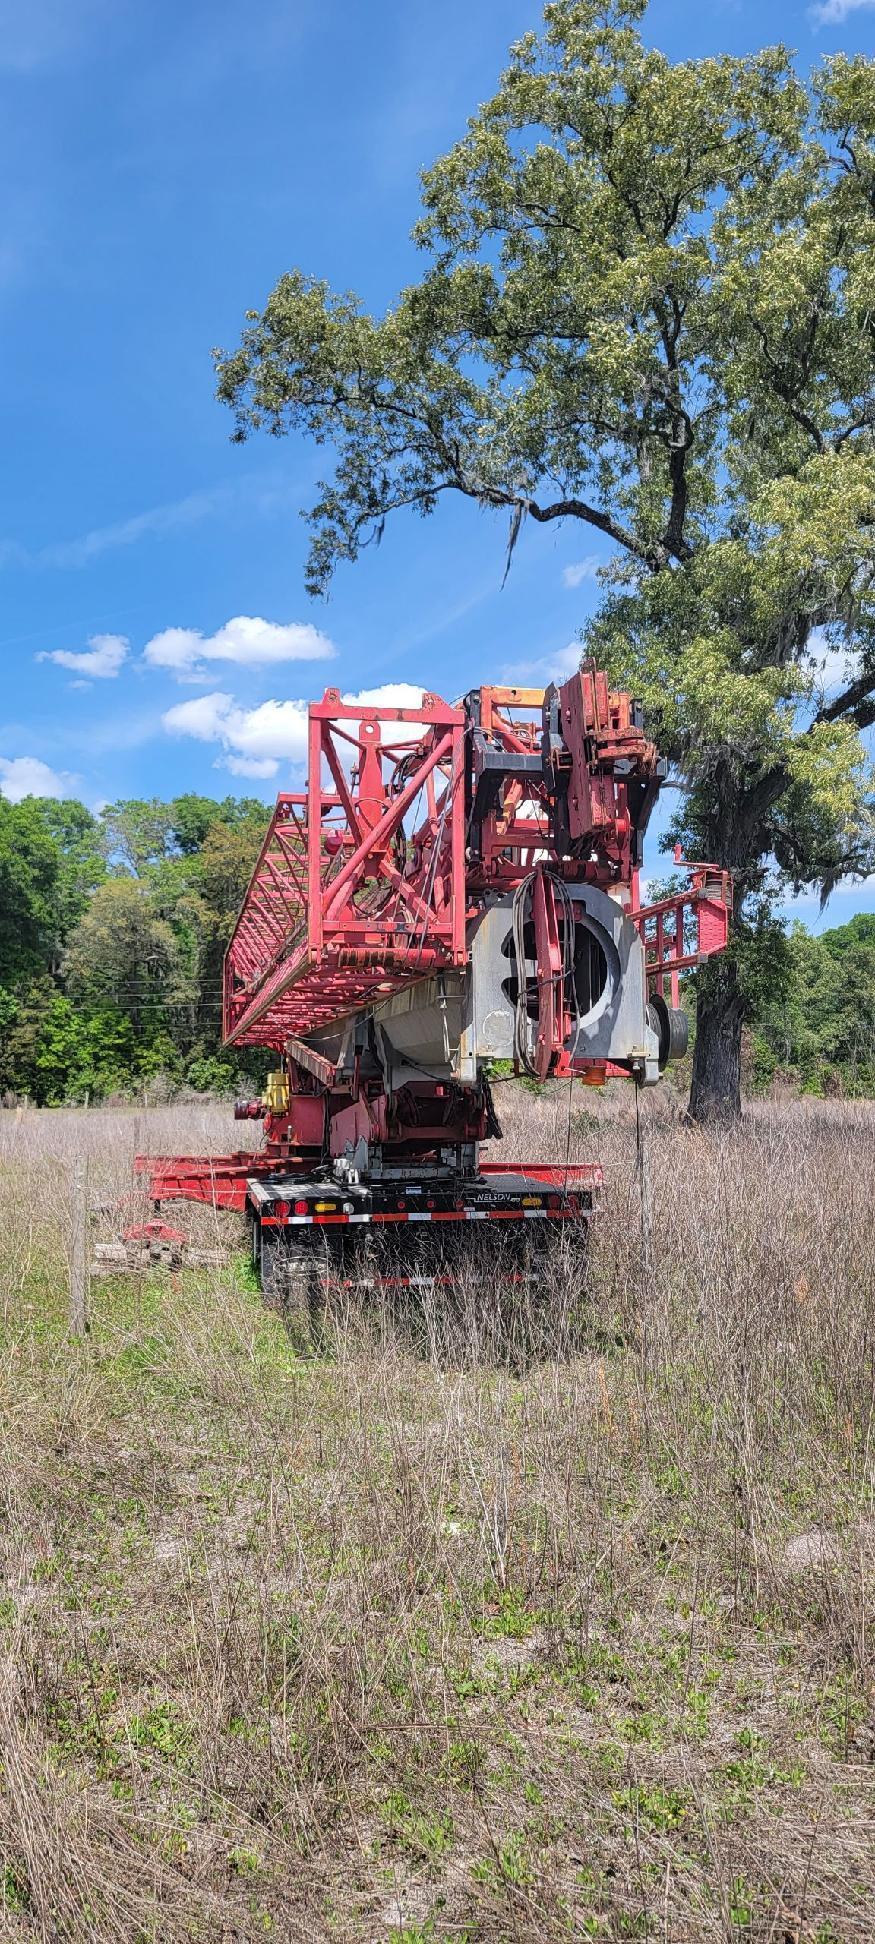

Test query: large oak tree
[214,0,875,1119]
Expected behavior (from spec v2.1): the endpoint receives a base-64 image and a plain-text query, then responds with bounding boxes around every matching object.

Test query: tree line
[0,792,270,1105]
[1,787,873,1106]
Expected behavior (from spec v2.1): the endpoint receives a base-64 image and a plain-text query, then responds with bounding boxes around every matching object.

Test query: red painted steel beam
[223,691,467,1048]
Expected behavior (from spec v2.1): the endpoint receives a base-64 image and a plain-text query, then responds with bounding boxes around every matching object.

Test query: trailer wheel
[258,1224,320,1351]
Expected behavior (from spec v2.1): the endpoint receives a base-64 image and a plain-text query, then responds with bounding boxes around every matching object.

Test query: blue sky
[1,0,873,931]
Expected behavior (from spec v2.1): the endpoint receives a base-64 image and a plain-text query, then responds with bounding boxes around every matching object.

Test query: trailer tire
[258,1224,320,1352]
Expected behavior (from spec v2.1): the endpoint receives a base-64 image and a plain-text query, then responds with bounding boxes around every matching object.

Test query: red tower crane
[138,669,731,1308]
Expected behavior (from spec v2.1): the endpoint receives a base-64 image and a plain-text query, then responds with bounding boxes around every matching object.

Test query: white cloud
[162,692,309,779]
[143,614,335,681]
[561,558,601,590]
[544,644,582,681]
[37,631,129,680]
[0,755,76,802]
[161,692,238,742]
[502,642,581,685]
[810,0,875,23]
[223,754,281,779]
[162,682,426,780]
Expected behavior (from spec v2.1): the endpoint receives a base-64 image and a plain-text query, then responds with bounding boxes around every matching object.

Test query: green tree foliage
[0,980,143,1106]
[100,798,175,877]
[214,0,875,1120]
[31,799,107,969]
[754,913,875,1095]
[64,878,182,1031]
[0,799,61,987]
[0,790,270,1105]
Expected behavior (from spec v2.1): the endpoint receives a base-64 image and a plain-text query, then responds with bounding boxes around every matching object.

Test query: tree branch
[749,315,826,454]
[519,494,670,569]
[817,669,875,726]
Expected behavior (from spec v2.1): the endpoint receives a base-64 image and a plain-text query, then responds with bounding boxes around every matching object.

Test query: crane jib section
[222,690,468,1049]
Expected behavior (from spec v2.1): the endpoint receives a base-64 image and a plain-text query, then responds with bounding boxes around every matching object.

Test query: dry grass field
[0,1092,873,1942]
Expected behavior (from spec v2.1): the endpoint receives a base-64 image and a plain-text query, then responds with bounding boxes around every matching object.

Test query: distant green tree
[185,1053,240,1095]
[187,813,270,1055]
[29,798,107,969]
[195,814,269,932]
[215,0,875,1120]
[0,791,272,1102]
[810,915,875,1088]
[755,913,875,1094]
[144,802,270,1059]
[167,794,223,855]
[64,878,182,1038]
[218,795,273,827]
[0,798,60,988]
[167,793,268,854]
[100,799,175,876]
[0,979,141,1105]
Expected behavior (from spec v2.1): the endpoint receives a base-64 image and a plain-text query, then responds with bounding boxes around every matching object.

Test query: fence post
[70,1154,90,1337]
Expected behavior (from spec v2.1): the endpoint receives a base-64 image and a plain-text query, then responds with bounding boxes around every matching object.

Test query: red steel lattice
[223,679,734,1053]
[223,689,467,1048]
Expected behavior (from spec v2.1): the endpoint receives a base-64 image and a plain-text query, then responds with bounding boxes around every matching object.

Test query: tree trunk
[688,955,745,1124]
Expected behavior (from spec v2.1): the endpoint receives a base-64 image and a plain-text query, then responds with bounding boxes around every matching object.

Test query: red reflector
[275,1201,288,1219]
[397,1199,406,1209]
[293,1200,308,1215]
[548,1195,560,1210]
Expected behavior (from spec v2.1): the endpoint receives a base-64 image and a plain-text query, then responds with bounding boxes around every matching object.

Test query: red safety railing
[632,853,733,1005]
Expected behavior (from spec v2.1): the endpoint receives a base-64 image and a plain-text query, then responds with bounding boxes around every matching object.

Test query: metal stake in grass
[69,1154,90,1337]
[636,1090,654,1431]
[638,1119,654,1291]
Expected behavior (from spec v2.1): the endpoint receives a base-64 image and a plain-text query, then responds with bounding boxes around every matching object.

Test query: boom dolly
[138,669,731,1304]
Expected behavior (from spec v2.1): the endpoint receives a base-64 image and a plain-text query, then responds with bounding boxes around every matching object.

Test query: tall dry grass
[0,1093,873,1941]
